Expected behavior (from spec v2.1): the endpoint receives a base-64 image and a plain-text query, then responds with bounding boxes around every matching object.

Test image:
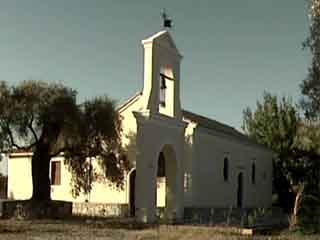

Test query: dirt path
[0,219,317,240]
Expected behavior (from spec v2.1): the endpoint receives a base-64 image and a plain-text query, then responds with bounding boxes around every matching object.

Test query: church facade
[7,31,273,223]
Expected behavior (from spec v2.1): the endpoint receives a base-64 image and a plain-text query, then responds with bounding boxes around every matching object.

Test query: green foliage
[243,92,304,211]
[0,80,126,199]
[243,92,320,230]
[299,1,320,230]
[0,80,77,152]
[301,0,320,118]
[243,92,299,153]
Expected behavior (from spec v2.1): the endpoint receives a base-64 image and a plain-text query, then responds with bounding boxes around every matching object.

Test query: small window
[251,163,256,184]
[51,161,61,185]
[223,157,229,181]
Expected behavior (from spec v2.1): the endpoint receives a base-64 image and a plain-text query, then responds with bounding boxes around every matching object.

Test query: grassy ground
[0,218,318,240]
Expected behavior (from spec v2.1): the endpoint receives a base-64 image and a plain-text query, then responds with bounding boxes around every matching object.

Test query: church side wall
[190,127,272,209]
[183,120,197,206]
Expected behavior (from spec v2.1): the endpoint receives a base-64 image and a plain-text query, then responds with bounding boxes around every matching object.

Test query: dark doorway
[237,172,243,208]
[155,145,177,220]
[129,169,136,217]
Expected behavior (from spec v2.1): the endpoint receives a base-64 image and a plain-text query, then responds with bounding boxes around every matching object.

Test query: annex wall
[7,154,128,204]
[7,154,168,208]
[50,157,128,204]
[7,154,33,200]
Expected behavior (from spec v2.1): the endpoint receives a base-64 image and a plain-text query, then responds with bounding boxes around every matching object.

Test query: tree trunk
[31,142,51,201]
[31,123,61,201]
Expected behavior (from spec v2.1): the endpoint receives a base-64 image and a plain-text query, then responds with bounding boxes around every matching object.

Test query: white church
[7,30,273,223]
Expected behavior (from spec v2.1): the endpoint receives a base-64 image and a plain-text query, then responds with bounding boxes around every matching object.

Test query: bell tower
[141,31,183,119]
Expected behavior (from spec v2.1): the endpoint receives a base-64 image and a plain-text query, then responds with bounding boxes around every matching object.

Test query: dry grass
[0,218,318,240]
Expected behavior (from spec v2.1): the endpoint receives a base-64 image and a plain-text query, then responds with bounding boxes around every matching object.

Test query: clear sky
[0,0,310,130]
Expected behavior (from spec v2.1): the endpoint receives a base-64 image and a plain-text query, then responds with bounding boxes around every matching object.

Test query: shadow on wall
[8,191,14,200]
[89,130,137,192]
[122,131,137,170]
[183,131,193,197]
[0,176,8,199]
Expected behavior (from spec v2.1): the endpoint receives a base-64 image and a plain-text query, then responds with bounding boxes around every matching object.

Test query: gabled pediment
[142,31,182,58]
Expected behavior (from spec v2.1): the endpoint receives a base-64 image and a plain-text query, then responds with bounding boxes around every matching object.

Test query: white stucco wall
[7,154,128,204]
[133,111,186,222]
[189,126,272,209]
[183,119,197,206]
[50,157,128,204]
[7,154,33,200]
[118,95,141,169]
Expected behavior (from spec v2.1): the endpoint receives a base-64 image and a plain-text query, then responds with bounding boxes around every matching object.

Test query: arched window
[237,172,243,208]
[223,157,229,181]
[251,162,256,184]
[159,65,174,108]
[157,152,165,177]
[159,74,167,107]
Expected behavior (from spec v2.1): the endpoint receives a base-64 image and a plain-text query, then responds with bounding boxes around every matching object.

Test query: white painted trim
[133,111,187,130]
[117,92,142,113]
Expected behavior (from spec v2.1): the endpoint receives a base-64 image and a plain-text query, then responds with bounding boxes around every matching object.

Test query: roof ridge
[182,109,269,150]
[182,109,238,132]
[117,91,142,113]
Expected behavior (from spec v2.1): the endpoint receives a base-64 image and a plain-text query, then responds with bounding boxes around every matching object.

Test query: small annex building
[7,30,273,223]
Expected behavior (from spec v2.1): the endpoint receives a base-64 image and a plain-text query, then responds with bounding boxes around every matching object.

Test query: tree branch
[5,123,23,150]
[28,113,39,143]
[5,122,37,151]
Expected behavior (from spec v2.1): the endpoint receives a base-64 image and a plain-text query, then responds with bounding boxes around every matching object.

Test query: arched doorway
[156,144,177,221]
[237,172,243,208]
[129,169,136,217]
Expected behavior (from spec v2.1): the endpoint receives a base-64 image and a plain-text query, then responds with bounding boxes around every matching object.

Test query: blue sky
[0,0,310,130]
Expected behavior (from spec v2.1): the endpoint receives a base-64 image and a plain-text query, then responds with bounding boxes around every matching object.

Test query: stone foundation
[0,200,72,219]
[184,207,288,227]
[72,202,129,217]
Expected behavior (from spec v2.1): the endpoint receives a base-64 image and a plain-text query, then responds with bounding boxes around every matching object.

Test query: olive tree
[242,92,302,211]
[0,80,126,201]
